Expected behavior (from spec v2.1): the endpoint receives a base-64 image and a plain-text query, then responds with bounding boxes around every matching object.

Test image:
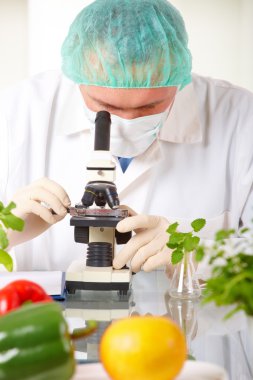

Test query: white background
[0,0,253,91]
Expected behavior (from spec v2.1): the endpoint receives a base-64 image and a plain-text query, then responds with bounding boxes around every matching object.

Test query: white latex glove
[7,177,70,248]
[113,206,171,273]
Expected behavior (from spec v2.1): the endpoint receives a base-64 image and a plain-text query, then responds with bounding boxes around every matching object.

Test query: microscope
[66,111,132,295]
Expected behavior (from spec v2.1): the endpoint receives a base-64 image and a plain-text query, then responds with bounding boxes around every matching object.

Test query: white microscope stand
[66,259,131,295]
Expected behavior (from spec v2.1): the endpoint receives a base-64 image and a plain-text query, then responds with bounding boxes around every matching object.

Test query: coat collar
[56,75,202,144]
[159,78,202,144]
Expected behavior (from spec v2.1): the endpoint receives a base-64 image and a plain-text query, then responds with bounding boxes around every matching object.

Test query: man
[0,0,253,273]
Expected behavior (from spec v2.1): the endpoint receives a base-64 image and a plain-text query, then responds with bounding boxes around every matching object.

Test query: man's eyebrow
[88,95,165,110]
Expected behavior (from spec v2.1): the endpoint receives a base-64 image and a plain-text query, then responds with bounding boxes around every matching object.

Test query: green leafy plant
[166,218,206,265]
[0,201,24,271]
[167,218,253,319]
[201,227,253,318]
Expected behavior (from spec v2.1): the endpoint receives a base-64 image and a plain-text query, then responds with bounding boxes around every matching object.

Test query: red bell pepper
[0,279,52,315]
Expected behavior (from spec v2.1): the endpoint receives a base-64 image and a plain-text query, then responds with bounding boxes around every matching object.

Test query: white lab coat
[0,71,253,271]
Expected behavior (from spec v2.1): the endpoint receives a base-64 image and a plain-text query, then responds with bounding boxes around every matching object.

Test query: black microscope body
[66,111,132,295]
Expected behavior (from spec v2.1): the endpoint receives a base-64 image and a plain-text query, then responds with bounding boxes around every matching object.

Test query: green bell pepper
[0,301,96,380]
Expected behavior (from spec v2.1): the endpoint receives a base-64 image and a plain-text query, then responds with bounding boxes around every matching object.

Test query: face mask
[84,104,172,158]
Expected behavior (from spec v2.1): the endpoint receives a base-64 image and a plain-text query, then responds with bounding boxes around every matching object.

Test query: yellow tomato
[100,315,187,380]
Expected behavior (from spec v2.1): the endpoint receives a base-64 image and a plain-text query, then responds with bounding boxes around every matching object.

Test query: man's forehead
[81,85,177,108]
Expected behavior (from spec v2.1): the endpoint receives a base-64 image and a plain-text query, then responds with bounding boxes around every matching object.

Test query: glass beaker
[167,296,198,359]
[169,252,201,299]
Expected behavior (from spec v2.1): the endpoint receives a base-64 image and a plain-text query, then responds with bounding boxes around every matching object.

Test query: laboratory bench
[62,270,253,380]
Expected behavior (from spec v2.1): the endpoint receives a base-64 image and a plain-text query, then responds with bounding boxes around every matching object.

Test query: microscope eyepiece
[95,111,111,122]
[94,111,111,151]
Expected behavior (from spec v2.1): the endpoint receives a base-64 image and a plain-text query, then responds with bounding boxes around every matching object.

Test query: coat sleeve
[0,98,9,204]
[0,97,17,272]
[235,95,253,228]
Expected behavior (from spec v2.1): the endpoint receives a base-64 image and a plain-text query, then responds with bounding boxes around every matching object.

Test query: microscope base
[66,280,130,294]
[65,259,131,295]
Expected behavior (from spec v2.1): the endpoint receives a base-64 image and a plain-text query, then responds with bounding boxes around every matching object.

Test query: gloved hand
[113,206,171,273]
[6,177,70,248]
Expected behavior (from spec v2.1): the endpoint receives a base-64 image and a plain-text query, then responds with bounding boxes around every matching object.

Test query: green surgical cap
[61,0,192,90]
